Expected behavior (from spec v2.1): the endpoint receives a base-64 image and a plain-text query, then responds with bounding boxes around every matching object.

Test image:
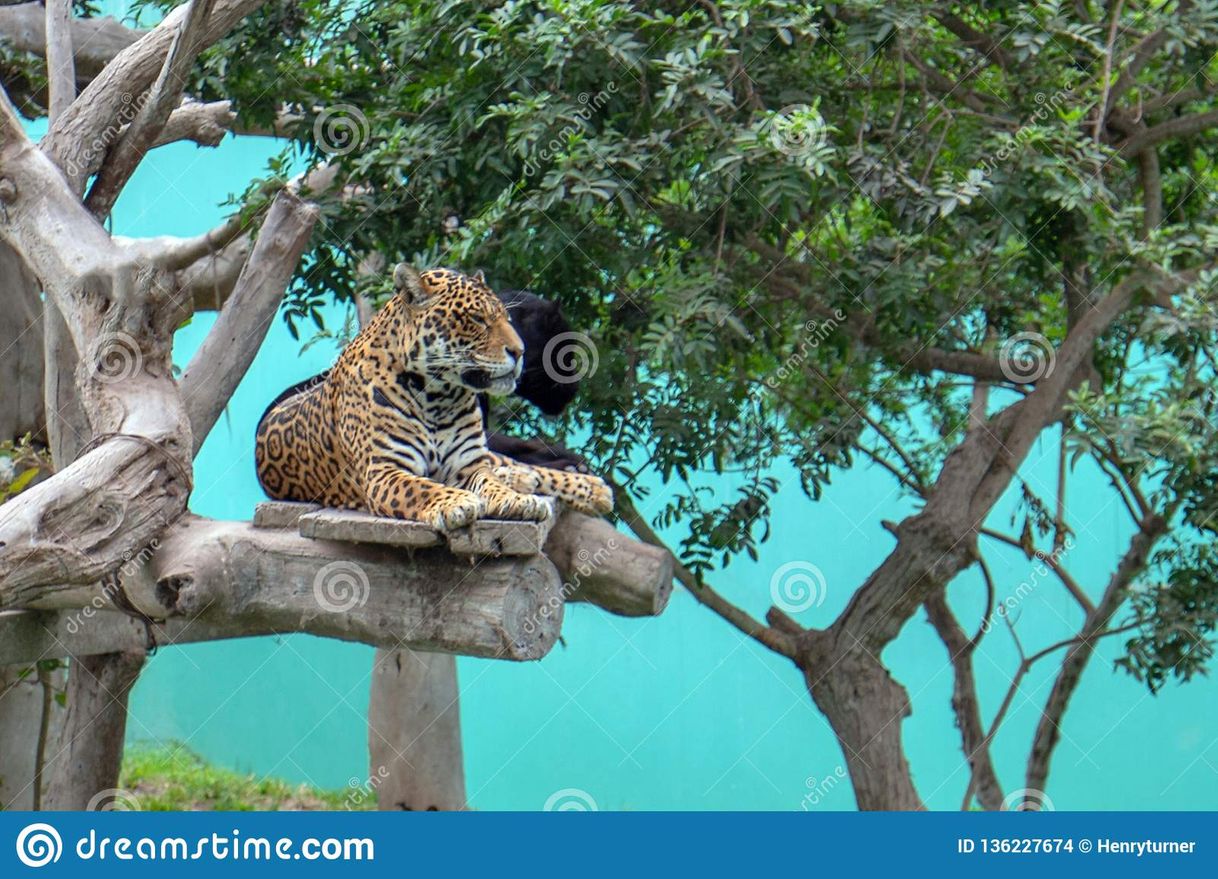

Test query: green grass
[119,743,373,811]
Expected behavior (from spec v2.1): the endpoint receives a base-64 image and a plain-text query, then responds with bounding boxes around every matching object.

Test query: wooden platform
[253,499,559,557]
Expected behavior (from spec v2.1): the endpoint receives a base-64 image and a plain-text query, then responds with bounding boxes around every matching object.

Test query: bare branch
[156,98,235,147]
[179,189,320,455]
[1025,513,1167,793]
[925,591,1004,810]
[124,210,248,273]
[41,0,268,192]
[613,488,798,658]
[0,3,142,80]
[43,0,74,121]
[84,0,218,217]
[1118,109,1218,156]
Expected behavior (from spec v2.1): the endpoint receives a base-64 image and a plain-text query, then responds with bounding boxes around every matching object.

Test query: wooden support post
[368,648,467,811]
[43,649,144,810]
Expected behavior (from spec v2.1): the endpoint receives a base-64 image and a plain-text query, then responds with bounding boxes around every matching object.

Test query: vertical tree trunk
[802,644,925,811]
[368,648,467,810]
[0,243,44,443]
[0,665,65,810]
[43,649,145,810]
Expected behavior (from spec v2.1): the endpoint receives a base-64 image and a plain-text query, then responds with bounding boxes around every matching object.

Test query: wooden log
[368,648,466,811]
[546,511,674,617]
[12,517,563,662]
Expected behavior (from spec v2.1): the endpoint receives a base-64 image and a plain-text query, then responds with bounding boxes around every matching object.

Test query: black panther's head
[495,288,580,416]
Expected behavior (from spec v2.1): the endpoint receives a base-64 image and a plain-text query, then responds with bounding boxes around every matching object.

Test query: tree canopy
[6,0,1218,809]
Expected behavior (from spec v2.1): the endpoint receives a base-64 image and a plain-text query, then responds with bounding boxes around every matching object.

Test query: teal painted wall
[76,54,1214,811]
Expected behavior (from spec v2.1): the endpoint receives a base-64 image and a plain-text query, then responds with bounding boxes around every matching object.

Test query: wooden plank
[297,507,444,548]
[448,499,558,557]
[287,499,559,557]
[252,500,320,529]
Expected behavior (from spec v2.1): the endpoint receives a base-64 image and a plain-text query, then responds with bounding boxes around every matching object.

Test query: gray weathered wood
[449,502,558,556]
[179,189,320,455]
[368,649,466,811]
[43,650,144,810]
[298,508,443,549]
[547,511,674,617]
[293,497,559,556]
[253,500,321,529]
[11,517,564,662]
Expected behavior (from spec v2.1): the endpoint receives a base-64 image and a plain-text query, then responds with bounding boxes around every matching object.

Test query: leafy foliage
[122,1,1218,684]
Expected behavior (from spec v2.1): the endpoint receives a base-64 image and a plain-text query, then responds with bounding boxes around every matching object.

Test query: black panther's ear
[393,264,430,306]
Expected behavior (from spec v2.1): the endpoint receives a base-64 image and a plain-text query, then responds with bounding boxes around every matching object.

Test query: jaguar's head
[393,264,524,395]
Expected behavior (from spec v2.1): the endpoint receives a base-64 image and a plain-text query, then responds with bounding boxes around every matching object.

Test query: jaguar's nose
[505,344,523,366]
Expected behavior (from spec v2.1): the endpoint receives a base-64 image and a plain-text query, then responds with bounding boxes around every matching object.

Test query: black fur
[483,289,588,471]
[494,289,579,416]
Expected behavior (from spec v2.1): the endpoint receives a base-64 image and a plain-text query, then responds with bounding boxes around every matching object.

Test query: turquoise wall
[91,89,1216,813]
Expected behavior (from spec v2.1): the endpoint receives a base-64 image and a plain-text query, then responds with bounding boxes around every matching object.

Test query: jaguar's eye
[471,313,490,328]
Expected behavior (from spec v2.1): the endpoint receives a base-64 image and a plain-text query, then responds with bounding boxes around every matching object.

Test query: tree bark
[43,649,144,810]
[801,633,925,810]
[546,510,673,616]
[5,517,566,662]
[368,649,467,811]
[0,664,63,810]
[0,242,44,443]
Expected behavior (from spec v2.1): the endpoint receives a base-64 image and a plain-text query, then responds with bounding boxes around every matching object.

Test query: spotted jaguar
[254,265,613,530]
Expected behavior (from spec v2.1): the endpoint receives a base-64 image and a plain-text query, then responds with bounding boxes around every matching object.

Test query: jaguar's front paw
[483,490,553,522]
[424,490,484,531]
[567,475,614,515]
[493,464,542,494]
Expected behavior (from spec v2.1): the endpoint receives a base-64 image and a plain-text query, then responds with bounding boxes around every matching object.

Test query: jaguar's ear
[471,268,487,285]
[393,263,430,306]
